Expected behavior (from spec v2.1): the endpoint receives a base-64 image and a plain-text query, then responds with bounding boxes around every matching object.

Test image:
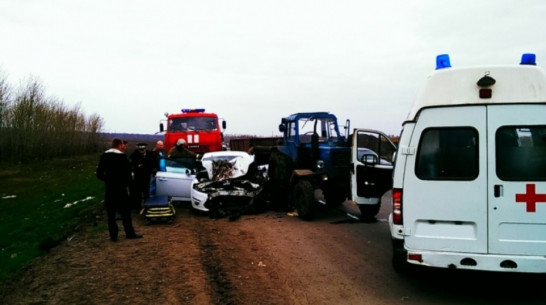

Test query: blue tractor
[267,112,397,220]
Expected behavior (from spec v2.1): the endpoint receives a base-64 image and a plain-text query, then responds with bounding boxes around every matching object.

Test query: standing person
[129,142,154,210]
[151,140,166,172]
[122,140,129,153]
[96,138,143,242]
[168,138,197,158]
[168,138,199,169]
[149,140,166,196]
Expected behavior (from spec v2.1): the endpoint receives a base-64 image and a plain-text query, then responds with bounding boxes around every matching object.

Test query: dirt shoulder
[4,197,546,305]
[0,200,385,305]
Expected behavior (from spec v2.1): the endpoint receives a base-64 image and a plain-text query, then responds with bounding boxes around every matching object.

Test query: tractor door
[350,129,397,218]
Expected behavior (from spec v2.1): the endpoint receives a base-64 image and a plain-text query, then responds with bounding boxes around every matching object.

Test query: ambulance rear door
[402,106,488,253]
[487,104,546,255]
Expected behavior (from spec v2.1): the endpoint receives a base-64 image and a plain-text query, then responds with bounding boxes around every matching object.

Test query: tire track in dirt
[195,223,241,305]
[197,214,294,305]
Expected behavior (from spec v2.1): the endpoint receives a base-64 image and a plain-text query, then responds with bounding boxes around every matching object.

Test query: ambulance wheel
[326,192,346,206]
[325,183,347,206]
[293,180,314,220]
[392,239,409,273]
[358,202,381,220]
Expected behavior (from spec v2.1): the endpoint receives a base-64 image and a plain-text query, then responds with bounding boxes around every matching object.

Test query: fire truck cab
[160,109,226,153]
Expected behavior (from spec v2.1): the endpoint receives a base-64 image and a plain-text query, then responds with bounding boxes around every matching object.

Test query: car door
[487,104,546,255]
[155,158,196,201]
[350,128,397,205]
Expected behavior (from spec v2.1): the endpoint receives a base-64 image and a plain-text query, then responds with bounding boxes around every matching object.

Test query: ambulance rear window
[496,126,546,181]
[415,127,478,180]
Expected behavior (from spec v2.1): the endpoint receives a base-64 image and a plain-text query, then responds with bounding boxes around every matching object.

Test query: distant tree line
[0,70,104,162]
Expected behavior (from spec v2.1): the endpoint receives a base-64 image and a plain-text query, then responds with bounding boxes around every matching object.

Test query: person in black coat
[129,142,155,210]
[96,138,142,241]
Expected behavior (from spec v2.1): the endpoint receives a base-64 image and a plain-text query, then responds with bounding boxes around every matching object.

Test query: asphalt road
[338,191,546,305]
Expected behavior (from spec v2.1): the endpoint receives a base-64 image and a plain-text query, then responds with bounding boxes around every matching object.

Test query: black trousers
[105,187,136,239]
[130,174,151,209]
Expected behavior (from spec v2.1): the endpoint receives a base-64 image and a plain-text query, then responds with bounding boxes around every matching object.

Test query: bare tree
[0,73,105,162]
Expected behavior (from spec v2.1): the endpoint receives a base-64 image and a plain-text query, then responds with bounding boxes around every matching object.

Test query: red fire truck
[160,108,226,153]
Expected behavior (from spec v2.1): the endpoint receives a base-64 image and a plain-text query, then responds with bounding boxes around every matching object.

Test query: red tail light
[408,253,423,263]
[479,88,492,99]
[392,188,403,225]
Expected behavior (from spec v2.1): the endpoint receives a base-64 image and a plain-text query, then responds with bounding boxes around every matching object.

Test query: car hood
[202,154,255,181]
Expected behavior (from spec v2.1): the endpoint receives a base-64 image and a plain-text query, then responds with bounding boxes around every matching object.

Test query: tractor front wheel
[293,180,315,220]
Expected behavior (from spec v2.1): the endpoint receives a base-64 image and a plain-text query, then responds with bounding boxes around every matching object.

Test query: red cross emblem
[515,184,546,213]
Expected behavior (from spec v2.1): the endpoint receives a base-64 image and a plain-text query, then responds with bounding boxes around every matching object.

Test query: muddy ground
[4,194,546,305]
[0,198,394,305]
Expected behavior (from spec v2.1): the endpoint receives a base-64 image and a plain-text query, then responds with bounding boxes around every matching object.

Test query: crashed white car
[155,157,198,202]
[191,151,268,216]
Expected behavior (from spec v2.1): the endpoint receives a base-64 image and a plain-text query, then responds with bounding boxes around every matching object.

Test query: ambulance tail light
[479,89,492,99]
[408,253,423,263]
[477,75,495,99]
[392,188,403,225]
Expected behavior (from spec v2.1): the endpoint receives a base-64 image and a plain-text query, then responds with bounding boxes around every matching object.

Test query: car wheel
[268,150,294,211]
[293,179,314,220]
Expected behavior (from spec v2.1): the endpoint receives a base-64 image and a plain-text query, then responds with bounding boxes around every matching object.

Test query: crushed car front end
[190,151,269,217]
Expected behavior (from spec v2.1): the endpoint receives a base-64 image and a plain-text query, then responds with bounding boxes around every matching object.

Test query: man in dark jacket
[151,140,166,173]
[167,138,199,169]
[129,142,154,210]
[96,138,143,242]
[167,138,197,158]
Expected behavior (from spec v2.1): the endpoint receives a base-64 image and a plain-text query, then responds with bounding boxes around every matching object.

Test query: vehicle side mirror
[160,123,164,132]
[222,120,227,129]
[279,124,286,132]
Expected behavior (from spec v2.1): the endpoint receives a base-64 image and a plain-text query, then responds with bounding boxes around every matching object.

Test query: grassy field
[0,153,106,283]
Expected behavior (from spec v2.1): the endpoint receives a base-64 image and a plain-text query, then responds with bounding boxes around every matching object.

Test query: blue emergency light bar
[435,54,451,70]
[520,53,536,65]
[181,108,205,113]
[435,53,537,69]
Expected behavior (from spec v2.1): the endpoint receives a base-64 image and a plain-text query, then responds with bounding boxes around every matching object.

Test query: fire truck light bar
[181,108,205,113]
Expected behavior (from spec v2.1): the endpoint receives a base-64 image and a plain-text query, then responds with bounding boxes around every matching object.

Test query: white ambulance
[389,53,546,273]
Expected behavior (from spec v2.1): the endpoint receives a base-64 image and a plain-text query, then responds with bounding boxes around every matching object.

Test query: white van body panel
[487,104,546,255]
[390,59,546,273]
[406,65,546,121]
[402,106,488,253]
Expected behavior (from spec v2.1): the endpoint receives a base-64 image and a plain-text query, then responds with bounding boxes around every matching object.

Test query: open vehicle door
[155,157,198,202]
[350,128,397,219]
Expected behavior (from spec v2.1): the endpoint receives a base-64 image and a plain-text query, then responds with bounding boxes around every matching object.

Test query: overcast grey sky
[1,0,545,136]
